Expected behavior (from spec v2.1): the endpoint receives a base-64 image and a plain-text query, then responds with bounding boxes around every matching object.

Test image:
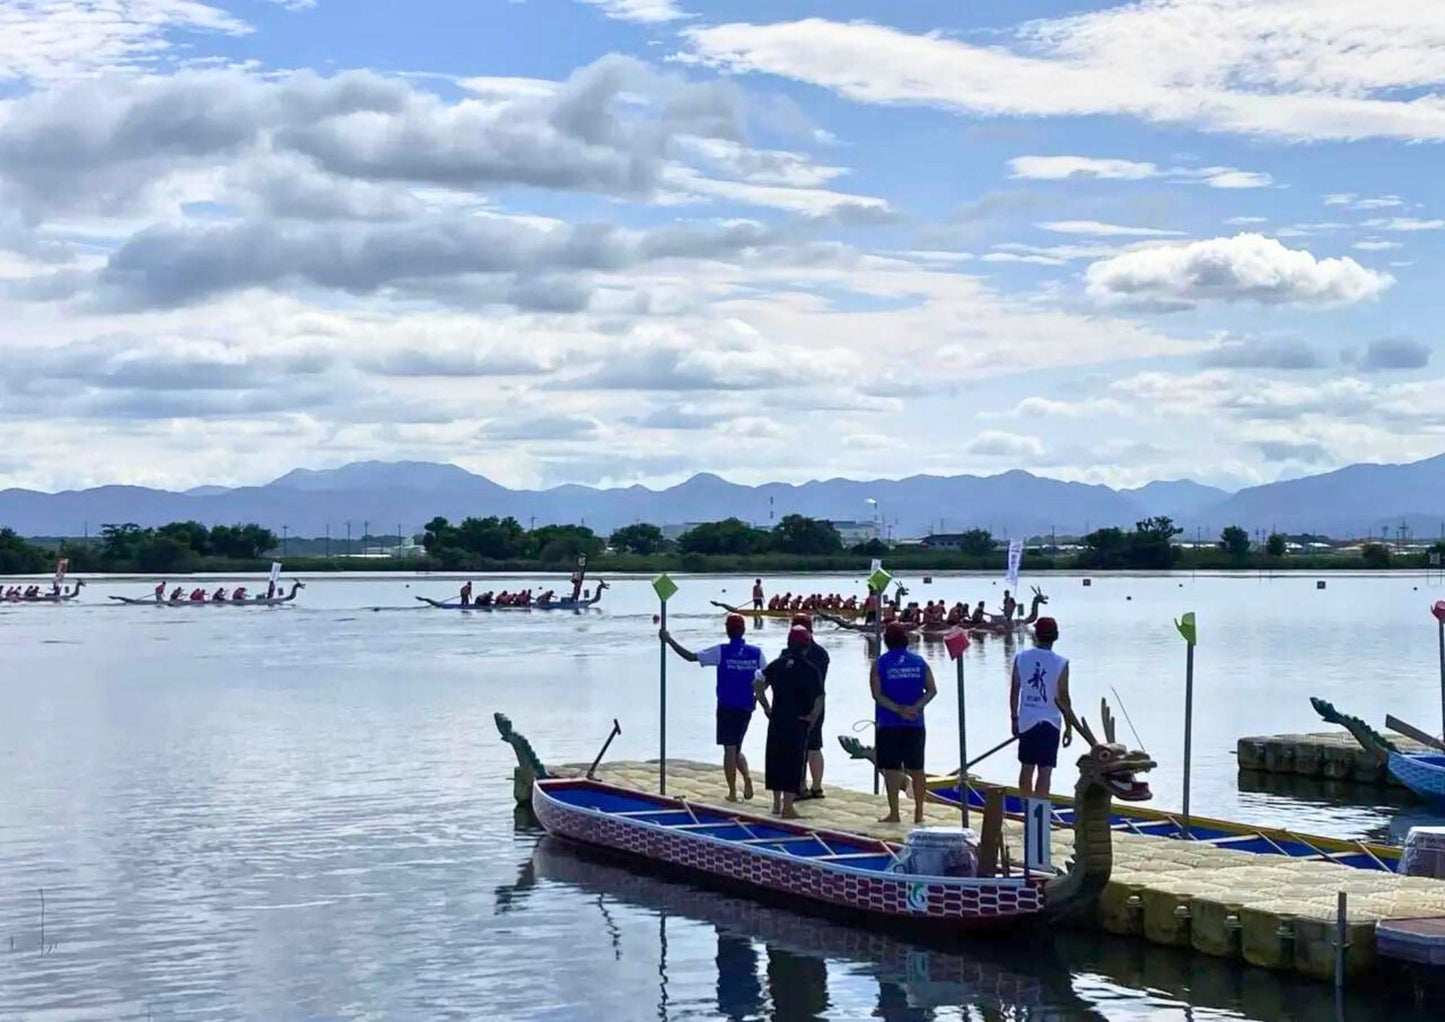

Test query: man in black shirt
[790,614,830,800]
[754,626,825,819]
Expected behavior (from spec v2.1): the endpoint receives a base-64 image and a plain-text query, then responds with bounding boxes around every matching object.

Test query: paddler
[266,580,276,600]
[460,581,473,607]
[232,587,248,602]
[872,621,937,824]
[751,578,764,611]
[154,581,166,602]
[754,625,825,819]
[1002,589,1017,623]
[971,600,987,625]
[169,586,184,602]
[212,587,227,602]
[661,613,768,802]
[570,557,586,602]
[1009,617,1078,798]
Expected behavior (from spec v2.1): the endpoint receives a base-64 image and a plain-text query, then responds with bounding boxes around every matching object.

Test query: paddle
[653,573,679,795]
[586,719,623,780]
[1386,714,1445,752]
[1175,611,1198,841]
[1435,601,1445,743]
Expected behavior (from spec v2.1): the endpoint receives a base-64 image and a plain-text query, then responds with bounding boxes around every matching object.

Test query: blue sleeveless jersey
[875,648,927,728]
[716,639,764,710]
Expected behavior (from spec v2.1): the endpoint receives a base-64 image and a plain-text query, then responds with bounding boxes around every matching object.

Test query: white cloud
[965,430,1043,457]
[1226,216,1269,225]
[1353,240,1402,252]
[1040,220,1184,237]
[1324,193,1404,210]
[683,7,1445,142]
[577,0,687,24]
[1008,155,1272,188]
[1085,233,1393,308]
[1361,217,1445,232]
[990,396,1129,419]
[0,1,251,83]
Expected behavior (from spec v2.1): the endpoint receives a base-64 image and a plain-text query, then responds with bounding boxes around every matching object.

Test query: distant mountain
[1191,454,1445,537]
[1,454,1441,540]
[1122,480,1231,519]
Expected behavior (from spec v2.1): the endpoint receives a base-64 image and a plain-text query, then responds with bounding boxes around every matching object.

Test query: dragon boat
[3,580,85,603]
[109,581,305,606]
[839,732,1401,872]
[417,579,608,611]
[1312,697,1445,805]
[710,600,865,622]
[496,707,1156,932]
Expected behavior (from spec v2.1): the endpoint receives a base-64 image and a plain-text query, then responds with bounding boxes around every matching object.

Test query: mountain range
[2,455,1442,540]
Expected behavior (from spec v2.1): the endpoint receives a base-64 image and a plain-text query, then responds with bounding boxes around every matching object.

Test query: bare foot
[878,813,901,824]
[725,793,739,803]
[743,777,754,800]
[779,808,801,820]
[914,810,925,824]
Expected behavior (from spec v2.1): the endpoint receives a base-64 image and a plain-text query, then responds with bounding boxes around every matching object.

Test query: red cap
[790,613,813,632]
[883,621,910,648]
[1035,617,1059,641]
[724,613,746,637]
[787,625,811,648]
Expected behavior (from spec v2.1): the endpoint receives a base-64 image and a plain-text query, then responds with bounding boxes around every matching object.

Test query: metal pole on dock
[653,573,679,795]
[868,562,891,798]
[1175,612,1198,839]
[1434,602,1445,741]
[946,628,972,829]
[1335,890,1348,990]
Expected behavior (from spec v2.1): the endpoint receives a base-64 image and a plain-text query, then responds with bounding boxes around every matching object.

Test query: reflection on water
[515,833,1438,1021]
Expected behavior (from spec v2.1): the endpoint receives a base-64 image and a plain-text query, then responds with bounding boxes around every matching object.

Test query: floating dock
[1237,731,1433,785]
[551,759,1445,984]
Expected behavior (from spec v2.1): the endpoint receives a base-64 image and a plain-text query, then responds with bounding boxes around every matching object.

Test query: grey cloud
[1256,441,1331,463]
[632,405,729,429]
[47,215,775,310]
[1357,336,1432,371]
[361,348,553,378]
[11,336,332,392]
[557,344,795,392]
[1199,339,1323,370]
[479,415,598,441]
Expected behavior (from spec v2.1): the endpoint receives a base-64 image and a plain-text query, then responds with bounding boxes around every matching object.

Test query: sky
[1,0,1443,494]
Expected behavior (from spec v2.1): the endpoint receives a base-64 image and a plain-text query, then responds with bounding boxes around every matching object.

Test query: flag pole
[945,627,972,829]
[653,573,679,795]
[1175,611,1198,839]
[1433,602,1445,741]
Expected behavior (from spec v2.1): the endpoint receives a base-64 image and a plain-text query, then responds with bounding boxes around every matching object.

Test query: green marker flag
[868,566,892,593]
[653,572,678,794]
[1174,611,1197,645]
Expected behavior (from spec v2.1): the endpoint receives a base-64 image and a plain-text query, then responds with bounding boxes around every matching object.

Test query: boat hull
[108,596,297,607]
[417,596,600,611]
[1388,752,1445,803]
[532,778,1043,932]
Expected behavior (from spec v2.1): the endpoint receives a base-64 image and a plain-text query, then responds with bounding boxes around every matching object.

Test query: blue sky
[1,0,1442,493]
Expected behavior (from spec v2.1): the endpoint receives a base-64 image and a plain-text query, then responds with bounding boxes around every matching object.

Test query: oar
[943,734,1019,779]
[1385,714,1445,752]
[586,719,622,779]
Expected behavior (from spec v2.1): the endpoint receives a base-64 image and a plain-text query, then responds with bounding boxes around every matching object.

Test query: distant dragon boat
[109,581,305,606]
[2,580,86,604]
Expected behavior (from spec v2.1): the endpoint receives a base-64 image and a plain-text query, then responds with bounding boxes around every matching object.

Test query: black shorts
[806,709,824,751]
[716,706,753,747]
[1018,722,1060,768]
[876,726,925,772]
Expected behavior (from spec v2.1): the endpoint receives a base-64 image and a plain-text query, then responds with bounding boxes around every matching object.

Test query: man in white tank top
[1009,617,1076,797]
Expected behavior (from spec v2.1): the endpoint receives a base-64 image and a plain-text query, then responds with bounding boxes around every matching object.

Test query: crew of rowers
[765,592,860,613]
[151,581,278,603]
[2,582,72,600]
[455,582,557,608]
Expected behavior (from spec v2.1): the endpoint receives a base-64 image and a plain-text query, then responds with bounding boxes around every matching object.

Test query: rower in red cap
[661,613,767,802]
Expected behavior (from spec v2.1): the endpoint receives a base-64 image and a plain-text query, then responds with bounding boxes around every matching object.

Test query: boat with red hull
[531,777,1046,932]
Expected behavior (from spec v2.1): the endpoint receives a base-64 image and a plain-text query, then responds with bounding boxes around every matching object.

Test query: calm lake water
[3,570,1444,1020]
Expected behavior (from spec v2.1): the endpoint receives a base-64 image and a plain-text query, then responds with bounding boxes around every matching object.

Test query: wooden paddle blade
[1385,714,1445,751]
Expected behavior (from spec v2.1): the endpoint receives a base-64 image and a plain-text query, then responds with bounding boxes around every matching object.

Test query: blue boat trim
[928,784,1399,873]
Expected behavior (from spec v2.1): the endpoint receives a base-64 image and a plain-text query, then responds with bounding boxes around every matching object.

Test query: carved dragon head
[1072,700,1155,802]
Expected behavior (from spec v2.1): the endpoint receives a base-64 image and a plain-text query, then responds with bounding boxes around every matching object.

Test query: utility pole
[282,524,288,557]
[346,521,352,557]
[364,520,369,554]
[325,524,331,558]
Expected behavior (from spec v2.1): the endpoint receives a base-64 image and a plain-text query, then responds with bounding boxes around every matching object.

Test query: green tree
[1078,526,1128,569]
[1361,542,1392,568]
[678,518,769,556]
[851,538,889,556]
[956,528,996,557]
[454,515,527,559]
[99,523,147,564]
[158,520,212,555]
[422,516,456,555]
[136,534,198,573]
[526,524,603,564]
[209,524,277,560]
[609,523,668,555]
[1266,533,1287,558]
[1219,525,1251,560]
[1129,516,1182,569]
[770,514,842,555]
[0,527,47,574]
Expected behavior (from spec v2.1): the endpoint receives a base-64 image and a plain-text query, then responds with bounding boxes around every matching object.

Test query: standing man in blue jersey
[1009,617,1076,797]
[661,614,768,802]
[871,622,937,823]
